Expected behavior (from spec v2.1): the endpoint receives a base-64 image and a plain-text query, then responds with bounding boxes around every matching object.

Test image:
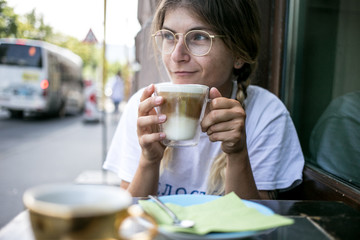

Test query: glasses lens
[154,30,175,54]
[185,31,212,56]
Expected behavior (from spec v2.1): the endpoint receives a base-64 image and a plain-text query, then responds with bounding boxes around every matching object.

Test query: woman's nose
[171,36,190,62]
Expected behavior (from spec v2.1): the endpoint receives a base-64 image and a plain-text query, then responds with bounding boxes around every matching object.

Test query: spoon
[148,195,195,228]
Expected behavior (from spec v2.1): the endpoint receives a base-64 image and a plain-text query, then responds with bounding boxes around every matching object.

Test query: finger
[140,84,155,102]
[138,95,164,117]
[209,87,222,99]
[207,128,242,143]
[138,84,156,117]
[137,114,166,130]
[201,107,245,131]
[210,97,240,110]
[138,132,166,148]
[206,118,244,135]
[210,108,242,122]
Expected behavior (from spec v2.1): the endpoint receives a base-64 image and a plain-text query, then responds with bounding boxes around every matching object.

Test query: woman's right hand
[137,84,167,163]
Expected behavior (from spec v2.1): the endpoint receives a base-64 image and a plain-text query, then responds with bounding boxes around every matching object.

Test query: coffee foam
[23,184,131,218]
[156,83,209,94]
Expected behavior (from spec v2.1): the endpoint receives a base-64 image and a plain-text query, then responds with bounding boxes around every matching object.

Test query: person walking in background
[109,70,124,113]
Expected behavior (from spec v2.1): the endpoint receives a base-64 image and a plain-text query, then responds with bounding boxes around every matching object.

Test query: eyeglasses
[152,29,225,56]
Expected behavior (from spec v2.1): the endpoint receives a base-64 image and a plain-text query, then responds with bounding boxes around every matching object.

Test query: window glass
[0,44,43,68]
[286,0,360,187]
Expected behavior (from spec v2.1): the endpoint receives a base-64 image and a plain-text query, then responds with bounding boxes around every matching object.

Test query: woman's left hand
[201,87,247,154]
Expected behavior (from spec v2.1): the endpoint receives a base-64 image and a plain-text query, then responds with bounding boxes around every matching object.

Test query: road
[0,108,122,228]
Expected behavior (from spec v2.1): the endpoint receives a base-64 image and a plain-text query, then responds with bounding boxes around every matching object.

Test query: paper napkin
[139,192,293,235]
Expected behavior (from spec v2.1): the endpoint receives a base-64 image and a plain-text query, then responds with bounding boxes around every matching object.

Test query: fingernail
[158,114,166,122]
[147,84,153,91]
[155,96,162,104]
[159,133,166,139]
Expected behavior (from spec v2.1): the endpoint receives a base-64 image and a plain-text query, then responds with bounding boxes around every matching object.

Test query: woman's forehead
[163,7,209,31]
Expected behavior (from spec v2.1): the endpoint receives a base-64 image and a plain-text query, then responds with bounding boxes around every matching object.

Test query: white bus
[0,38,85,118]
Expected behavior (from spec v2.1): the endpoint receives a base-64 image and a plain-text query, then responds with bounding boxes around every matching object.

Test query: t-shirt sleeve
[245,87,304,191]
[102,90,143,182]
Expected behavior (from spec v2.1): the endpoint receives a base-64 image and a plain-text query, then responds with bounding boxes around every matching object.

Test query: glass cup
[23,184,157,240]
[155,83,209,147]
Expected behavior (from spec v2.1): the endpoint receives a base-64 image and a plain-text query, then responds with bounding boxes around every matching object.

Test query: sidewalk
[75,100,127,186]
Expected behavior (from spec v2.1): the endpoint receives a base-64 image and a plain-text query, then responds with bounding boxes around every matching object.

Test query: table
[1,199,359,240]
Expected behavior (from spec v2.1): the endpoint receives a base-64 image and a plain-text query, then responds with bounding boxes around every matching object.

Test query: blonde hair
[153,0,261,195]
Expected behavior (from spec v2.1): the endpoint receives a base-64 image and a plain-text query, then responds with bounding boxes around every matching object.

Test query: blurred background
[0,0,146,228]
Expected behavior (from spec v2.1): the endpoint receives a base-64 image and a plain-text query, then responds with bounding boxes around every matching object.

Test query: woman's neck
[218,80,237,99]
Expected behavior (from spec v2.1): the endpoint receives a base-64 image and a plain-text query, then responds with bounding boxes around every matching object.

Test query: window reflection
[309,92,360,186]
[287,0,360,188]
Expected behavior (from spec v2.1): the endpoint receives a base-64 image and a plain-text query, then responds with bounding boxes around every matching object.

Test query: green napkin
[139,192,293,235]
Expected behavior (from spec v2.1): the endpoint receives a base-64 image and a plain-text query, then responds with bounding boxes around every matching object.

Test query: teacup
[155,83,209,147]
[23,184,157,240]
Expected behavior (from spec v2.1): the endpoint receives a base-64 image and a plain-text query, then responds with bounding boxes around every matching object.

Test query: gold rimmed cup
[23,184,157,240]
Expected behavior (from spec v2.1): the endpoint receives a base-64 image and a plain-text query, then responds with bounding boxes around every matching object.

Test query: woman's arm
[124,84,166,197]
[202,87,269,199]
[225,150,260,199]
[125,155,161,196]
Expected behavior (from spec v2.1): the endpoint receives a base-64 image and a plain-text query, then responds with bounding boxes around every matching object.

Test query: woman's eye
[163,32,174,40]
[190,33,209,41]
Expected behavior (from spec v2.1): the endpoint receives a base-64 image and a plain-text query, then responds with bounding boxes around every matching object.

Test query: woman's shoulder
[246,85,288,112]
[246,85,280,101]
[245,85,290,125]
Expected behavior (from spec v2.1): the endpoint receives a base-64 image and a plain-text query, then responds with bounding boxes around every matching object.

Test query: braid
[235,63,252,108]
[160,147,173,175]
[206,153,226,195]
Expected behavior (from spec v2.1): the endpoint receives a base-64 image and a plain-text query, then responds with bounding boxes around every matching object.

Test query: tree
[17,9,53,40]
[0,0,18,38]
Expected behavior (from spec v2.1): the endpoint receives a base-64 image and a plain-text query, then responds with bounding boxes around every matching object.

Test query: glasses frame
[152,29,225,57]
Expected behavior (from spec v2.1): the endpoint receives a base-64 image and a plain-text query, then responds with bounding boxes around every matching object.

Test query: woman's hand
[137,84,167,163]
[201,87,247,154]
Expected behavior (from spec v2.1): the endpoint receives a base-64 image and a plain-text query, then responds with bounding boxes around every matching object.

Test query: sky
[6,0,141,47]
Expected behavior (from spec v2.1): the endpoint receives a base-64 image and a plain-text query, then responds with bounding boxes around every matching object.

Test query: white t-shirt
[103,85,304,195]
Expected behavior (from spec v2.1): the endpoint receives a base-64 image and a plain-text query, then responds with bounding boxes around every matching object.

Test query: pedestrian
[104,0,304,199]
[110,70,124,113]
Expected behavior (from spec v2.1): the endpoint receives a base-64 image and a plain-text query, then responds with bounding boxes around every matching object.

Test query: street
[0,107,122,228]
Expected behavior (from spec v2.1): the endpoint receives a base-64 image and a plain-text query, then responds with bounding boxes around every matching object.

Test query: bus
[0,38,85,118]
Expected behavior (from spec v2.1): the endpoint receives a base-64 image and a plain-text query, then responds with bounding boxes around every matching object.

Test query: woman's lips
[173,71,196,77]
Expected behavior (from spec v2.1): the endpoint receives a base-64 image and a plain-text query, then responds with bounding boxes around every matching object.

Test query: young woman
[104,0,304,199]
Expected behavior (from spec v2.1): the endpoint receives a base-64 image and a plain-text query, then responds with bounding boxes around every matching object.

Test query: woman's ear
[234,58,244,69]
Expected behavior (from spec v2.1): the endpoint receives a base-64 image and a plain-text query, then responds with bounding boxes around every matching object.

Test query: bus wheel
[9,110,24,119]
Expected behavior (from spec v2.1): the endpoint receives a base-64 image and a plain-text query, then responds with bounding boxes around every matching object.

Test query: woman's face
[161,8,237,97]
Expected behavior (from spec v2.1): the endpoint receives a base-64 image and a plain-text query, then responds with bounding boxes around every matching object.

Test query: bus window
[0,44,42,68]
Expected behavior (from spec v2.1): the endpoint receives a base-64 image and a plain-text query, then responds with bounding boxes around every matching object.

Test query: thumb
[209,87,222,99]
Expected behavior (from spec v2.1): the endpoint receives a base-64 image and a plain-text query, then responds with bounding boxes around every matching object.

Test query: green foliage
[48,34,101,68]
[15,9,53,40]
[0,0,18,37]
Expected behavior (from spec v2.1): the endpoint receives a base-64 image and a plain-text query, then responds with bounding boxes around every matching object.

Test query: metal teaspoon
[148,195,195,228]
